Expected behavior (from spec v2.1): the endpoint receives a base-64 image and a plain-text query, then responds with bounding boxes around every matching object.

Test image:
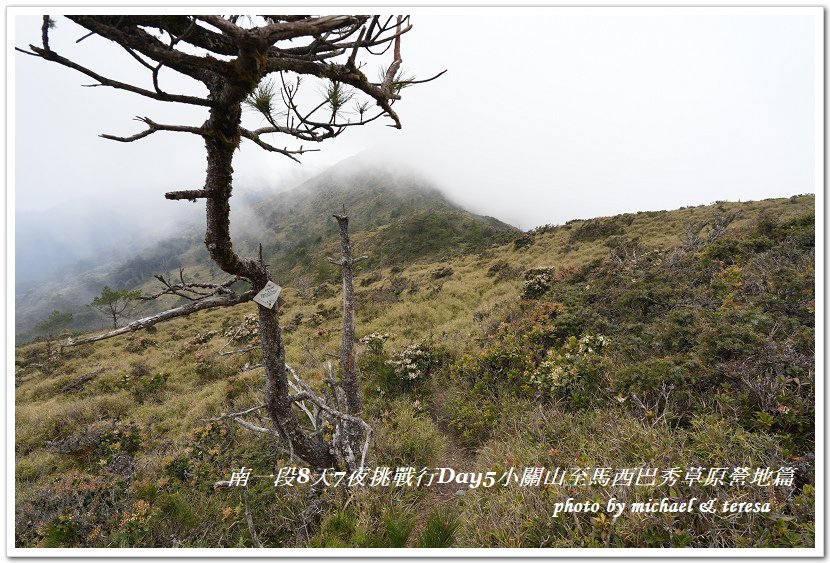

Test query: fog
[13,9,818,270]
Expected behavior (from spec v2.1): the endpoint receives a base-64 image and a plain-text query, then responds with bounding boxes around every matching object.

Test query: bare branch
[243,487,262,548]
[230,417,280,438]
[65,289,255,347]
[262,15,363,43]
[68,16,231,81]
[238,127,318,162]
[380,16,403,96]
[141,270,239,301]
[290,392,369,435]
[325,361,344,412]
[265,58,402,129]
[291,391,372,469]
[203,404,266,421]
[347,26,366,68]
[41,15,52,51]
[100,116,204,143]
[26,44,212,106]
[165,189,210,201]
[284,364,325,430]
[219,345,259,357]
[194,15,247,40]
[395,69,448,87]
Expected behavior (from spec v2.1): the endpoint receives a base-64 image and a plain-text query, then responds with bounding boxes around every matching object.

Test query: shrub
[308,492,419,548]
[521,268,554,299]
[567,216,629,243]
[698,308,770,361]
[42,513,81,547]
[513,235,533,250]
[155,492,199,531]
[431,266,454,279]
[124,337,156,354]
[655,309,699,353]
[309,512,359,547]
[525,334,609,407]
[487,260,511,279]
[360,332,390,356]
[445,387,499,447]
[193,352,233,383]
[382,508,415,547]
[614,356,683,396]
[120,371,169,403]
[222,314,259,342]
[386,343,438,382]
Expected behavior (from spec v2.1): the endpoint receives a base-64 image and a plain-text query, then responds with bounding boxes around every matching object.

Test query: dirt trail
[407,383,476,545]
[427,431,476,501]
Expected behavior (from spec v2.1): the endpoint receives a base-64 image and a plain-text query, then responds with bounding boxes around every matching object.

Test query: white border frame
[5,4,824,559]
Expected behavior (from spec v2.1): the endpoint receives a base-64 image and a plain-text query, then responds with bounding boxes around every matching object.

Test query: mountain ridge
[15,161,520,340]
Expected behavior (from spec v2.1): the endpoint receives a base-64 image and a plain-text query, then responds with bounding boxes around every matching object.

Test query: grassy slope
[14,195,815,548]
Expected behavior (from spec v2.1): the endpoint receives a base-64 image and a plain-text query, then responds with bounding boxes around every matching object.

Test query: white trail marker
[253,281,282,309]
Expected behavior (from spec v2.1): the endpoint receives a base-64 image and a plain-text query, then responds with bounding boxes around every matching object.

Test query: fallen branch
[203,404,266,422]
[60,367,108,393]
[243,487,262,548]
[64,289,256,347]
[219,345,259,357]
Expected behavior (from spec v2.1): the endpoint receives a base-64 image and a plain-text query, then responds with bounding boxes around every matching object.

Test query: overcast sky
[13,9,819,230]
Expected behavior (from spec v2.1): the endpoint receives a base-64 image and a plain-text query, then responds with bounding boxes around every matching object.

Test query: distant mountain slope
[15,159,520,340]
[238,160,517,282]
[16,203,149,291]
[15,196,201,292]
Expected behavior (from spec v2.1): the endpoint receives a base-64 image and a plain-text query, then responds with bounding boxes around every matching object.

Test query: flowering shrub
[223,314,259,342]
[190,330,217,346]
[521,268,554,299]
[360,332,390,355]
[386,343,436,381]
[526,334,608,403]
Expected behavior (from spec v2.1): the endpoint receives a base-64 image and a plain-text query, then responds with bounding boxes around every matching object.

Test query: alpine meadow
[12,11,819,553]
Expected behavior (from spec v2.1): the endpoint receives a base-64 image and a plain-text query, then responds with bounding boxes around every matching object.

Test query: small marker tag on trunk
[253,281,281,309]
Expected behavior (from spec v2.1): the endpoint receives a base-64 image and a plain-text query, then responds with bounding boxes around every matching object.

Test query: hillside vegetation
[14,194,815,548]
[15,164,516,340]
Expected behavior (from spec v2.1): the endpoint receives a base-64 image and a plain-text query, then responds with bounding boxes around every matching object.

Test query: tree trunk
[258,302,335,468]
[334,215,362,418]
[332,215,364,458]
[200,99,335,469]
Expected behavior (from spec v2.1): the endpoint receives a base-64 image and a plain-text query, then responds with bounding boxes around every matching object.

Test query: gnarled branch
[141,268,240,301]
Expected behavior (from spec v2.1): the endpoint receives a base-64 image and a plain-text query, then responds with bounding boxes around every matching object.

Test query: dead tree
[19,15,441,469]
[327,213,369,467]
